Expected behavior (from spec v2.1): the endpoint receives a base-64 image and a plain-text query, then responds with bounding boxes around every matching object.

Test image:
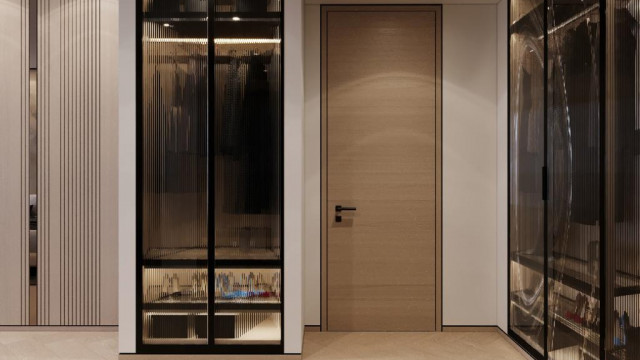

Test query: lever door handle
[335,205,357,212]
[335,205,357,223]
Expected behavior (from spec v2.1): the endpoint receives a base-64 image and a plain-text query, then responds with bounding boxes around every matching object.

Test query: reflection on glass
[547,1,601,359]
[141,0,208,345]
[214,269,281,345]
[143,267,208,344]
[606,1,640,359]
[213,4,282,261]
[509,0,546,355]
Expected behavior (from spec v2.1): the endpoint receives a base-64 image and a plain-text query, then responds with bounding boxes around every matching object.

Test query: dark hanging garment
[221,57,243,158]
[242,55,273,214]
[236,0,269,12]
[563,22,600,225]
[221,55,246,214]
[615,10,637,222]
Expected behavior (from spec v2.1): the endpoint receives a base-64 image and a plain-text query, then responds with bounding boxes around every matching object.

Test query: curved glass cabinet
[509,1,640,360]
[137,0,283,353]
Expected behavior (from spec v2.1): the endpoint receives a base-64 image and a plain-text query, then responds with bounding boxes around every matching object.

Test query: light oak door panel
[323,7,441,332]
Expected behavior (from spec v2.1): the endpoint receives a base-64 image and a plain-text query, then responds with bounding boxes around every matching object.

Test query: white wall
[303,4,321,327]
[118,0,136,353]
[284,0,305,354]
[442,4,497,326]
[303,3,501,327]
[496,0,509,333]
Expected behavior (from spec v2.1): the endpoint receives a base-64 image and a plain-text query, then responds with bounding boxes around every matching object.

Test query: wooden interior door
[321,5,442,332]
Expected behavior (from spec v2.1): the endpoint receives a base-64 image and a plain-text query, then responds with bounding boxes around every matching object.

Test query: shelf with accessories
[512,252,640,298]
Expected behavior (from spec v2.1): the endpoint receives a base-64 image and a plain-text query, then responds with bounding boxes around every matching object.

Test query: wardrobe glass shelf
[142,338,208,345]
[512,253,640,298]
[215,12,280,22]
[144,292,208,311]
[143,11,207,22]
[510,291,543,325]
[143,249,281,267]
[551,294,600,345]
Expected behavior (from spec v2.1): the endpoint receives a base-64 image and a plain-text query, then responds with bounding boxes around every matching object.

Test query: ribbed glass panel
[215,0,281,13]
[605,1,640,359]
[214,269,281,344]
[212,9,281,261]
[212,0,282,346]
[547,1,601,359]
[509,0,546,355]
[141,0,208,345]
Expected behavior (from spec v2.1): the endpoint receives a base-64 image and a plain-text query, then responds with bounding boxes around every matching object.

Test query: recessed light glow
[215,38,281,44]
[232,16,241,21]
[145,38,281,45]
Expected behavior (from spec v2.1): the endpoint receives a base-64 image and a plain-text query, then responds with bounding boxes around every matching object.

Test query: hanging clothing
[614,10,638,222]
[221,57,243,159]
[242,54,274,214]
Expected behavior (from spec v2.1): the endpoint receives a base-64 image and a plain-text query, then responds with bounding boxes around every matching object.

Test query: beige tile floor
[0,331,118,360]
[0,330,529,360]
[303,331,530,360]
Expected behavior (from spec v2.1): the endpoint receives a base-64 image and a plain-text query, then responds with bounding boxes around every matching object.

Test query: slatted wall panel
[0,0,30,326]
[37,0,118,326]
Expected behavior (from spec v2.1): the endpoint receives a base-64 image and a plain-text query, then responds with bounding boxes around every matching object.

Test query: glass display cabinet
[137,0,283,353]
[509,1,640,360]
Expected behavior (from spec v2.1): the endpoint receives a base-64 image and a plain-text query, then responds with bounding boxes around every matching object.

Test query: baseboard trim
[0,325,117,332]
[119,355,301,360]
[304,325,321,332]
[442,325,499,333]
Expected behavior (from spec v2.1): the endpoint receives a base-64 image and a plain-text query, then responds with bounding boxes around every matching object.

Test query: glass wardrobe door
[509,0,546,355]
[212,0,282,346]
[140,0,209,345]
[606,2,640,359]
[547,1,601,359]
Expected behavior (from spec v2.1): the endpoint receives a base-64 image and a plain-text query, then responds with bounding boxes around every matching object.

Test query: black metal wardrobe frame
[506,1,607,359]
[134,0,286,354]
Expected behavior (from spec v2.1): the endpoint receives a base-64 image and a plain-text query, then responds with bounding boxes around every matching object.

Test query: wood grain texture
[0,0,30,326]
[321,6,442,332]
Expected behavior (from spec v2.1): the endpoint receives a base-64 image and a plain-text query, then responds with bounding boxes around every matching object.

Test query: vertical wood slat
[22,0,30,326]
[36,0,115,326]
[0,0,31,325]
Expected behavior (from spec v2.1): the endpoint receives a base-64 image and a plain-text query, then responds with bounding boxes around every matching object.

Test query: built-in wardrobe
[509,1,640,359]
[137,0,283,354]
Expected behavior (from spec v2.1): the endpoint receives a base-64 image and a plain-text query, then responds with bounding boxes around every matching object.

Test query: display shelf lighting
[215,38,280,44]
[232,16,241,21]
[145,38,281,45]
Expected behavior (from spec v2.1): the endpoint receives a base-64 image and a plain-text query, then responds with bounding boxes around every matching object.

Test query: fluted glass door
[140,0,209,346]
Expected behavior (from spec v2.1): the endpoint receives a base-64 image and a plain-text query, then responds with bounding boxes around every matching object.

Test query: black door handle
[335,205,357,212]
[335,205,357,223]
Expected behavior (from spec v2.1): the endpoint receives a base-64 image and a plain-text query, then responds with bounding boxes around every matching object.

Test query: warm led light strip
[145,38,281,45]
[215,38,280,44]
